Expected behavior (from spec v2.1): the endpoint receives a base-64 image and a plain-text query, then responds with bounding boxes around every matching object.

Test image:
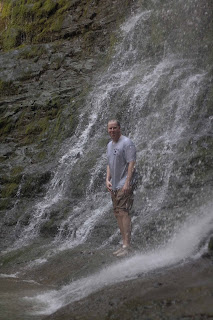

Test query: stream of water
[1,0,213,317]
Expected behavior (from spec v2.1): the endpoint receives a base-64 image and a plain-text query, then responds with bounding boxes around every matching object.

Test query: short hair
[108,119,120,128]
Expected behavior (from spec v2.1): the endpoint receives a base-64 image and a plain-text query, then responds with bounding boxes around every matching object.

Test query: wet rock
[208,236,213,252]
[0,1,136,241]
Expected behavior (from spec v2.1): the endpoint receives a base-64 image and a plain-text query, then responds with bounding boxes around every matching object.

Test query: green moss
[1,1,12,19]
[0,198,11,211]
[43,0,58,15]
[1,182,19,198]
[0,156,7,163]
[48,98,79,143]
[0,118,13,135]
[12,109,51,145]
[11,166,24,176]
[31,0,43,13]
[0,0,72,50]
[20,176,35,196]
[25,117,49,135]
[46,97,61,118]
[37,150,47,161]
[13,95,77,147]
[52,110,63,136]
[0,80,18,97]
[19,45,48,59]
[2,27,23,50]
[50,15,64,32]
[22,116,50,144]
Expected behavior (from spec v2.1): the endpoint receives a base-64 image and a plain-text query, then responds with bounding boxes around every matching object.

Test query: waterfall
[4,0,210,277]
[2,0,211,316]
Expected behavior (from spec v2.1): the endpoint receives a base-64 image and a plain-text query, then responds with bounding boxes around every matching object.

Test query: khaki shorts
[111,188,134,216]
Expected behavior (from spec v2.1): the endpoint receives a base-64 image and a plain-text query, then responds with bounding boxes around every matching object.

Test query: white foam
[0,273,19,278]
[121,11,151,33]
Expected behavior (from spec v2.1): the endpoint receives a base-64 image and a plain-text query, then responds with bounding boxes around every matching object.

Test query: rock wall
[0,0,137,246]
[0,0,213,248]
[0,0,136,211]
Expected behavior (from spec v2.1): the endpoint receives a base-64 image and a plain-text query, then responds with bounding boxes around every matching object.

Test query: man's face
[108,121,121,142]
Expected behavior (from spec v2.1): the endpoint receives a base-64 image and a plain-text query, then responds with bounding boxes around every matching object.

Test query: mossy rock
[2,27,26,50]
[20,171,51,197]
[19,44,48,60]
[0,119,14,136]
[0,198,13,211]
[0,0,77,50]
[1,182,19,198]
[208,237,213,252]
[11,166,24,176]
[25,117,49,135]
[0,80,18,97]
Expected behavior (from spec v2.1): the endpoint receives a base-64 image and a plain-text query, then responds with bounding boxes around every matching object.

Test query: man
[106,120,136,257]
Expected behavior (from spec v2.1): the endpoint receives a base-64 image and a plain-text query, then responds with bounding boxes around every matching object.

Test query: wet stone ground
[45,257,213,320]
[0,241,213,320]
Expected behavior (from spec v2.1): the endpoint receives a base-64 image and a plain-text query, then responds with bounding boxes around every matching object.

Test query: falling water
[2,0,212,316]
[14,5,211,252]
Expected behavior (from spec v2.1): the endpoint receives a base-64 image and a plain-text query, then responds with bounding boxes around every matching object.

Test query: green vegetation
[0,117,13,135]
[25,116,49,135]
[0,80,18,96]
[0,91,81,165]
[19,45,48,59]
[1,182,19,197]
[0,0,75,50]
[0,167,24,206]
[11,166,24,176]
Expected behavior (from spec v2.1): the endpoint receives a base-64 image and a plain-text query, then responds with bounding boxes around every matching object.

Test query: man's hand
[106,180,112,192]
[122,180,131,195]
[106,165,112,192]
[122,161,135,195]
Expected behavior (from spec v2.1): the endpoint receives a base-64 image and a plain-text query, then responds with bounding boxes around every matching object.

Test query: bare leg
[115,214,125,243]
[115,210,131,247]
[122,212,131,247]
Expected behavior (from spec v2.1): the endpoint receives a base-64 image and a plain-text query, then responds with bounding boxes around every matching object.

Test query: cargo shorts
[111,188,134,217]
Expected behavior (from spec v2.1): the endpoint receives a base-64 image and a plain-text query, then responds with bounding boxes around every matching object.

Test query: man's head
[108,120,121,142]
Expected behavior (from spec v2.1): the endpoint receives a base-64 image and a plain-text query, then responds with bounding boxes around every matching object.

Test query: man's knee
[114,209,129,218]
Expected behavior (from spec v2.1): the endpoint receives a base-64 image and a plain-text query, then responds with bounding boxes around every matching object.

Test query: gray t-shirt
[107,135,136,191]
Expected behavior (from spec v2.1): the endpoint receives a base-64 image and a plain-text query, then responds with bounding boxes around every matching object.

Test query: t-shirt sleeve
[125,142,136,163]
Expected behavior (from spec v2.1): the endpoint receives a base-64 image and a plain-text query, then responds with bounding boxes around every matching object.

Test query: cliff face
[0,0,135,231]
[0,0,213,249]
[0,3,213,318]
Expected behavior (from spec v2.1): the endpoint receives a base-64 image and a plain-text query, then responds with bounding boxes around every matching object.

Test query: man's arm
[122,161,135,194]
[106,165,112,192]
